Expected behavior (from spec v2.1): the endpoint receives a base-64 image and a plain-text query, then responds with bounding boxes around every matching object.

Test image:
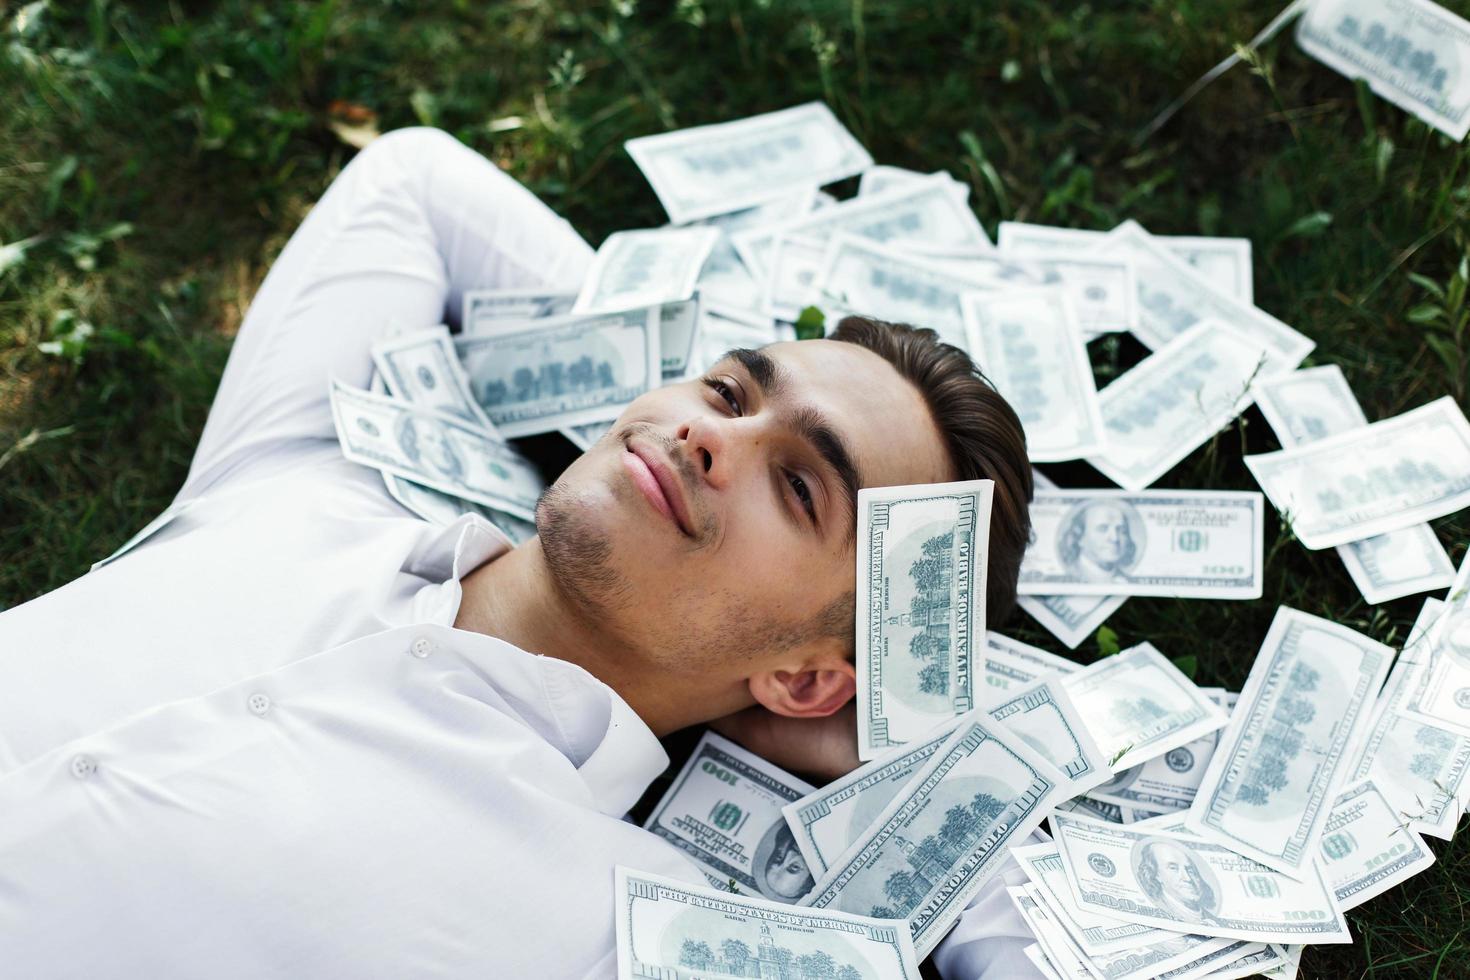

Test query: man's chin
[536,479,634,614]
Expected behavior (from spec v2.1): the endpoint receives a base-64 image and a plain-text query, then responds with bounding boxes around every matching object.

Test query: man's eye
[702,377,742,416]
[787,472,815,518]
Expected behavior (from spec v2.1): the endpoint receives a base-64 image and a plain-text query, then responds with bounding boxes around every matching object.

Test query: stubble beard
[535,480,636,623]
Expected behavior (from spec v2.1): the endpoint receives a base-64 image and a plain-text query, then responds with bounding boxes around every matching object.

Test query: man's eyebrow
[721,348,863,538]
[723,347,785,398]
[792,404,863,540]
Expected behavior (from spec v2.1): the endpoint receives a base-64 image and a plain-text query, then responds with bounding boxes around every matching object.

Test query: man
[0,128,1036,977]
[1058,498,1139,583]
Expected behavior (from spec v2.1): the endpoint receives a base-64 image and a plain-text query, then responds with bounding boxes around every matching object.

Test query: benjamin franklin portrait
[395,413,466,485]
[754,823,814,902]
[1058,499,1143,583]
[1133,838,1221,924]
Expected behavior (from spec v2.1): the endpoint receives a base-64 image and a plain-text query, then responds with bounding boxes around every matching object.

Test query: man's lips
[623,442,695,537]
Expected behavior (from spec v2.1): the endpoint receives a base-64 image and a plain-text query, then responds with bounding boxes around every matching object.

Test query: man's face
[537,339,952,680]
[1081,504,1128,566]
[1153,843,1202,904]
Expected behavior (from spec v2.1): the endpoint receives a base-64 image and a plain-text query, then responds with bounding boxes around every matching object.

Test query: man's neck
[454,539,691,736]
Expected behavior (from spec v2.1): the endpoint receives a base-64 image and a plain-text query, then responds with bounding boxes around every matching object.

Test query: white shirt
[0,127,1041,979]
[0,448,707,978]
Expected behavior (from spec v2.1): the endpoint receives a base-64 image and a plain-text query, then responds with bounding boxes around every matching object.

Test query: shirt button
[248,692,272,716]
[70,754,98,779]
[410,636,435,659]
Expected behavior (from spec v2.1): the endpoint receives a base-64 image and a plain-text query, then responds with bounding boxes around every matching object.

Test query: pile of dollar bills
[325,65,1470,975]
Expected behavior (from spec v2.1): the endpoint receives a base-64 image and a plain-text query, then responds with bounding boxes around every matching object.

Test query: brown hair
[828,315,1033,624]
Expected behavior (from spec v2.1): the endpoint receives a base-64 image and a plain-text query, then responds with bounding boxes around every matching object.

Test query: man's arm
[177,127,592,502]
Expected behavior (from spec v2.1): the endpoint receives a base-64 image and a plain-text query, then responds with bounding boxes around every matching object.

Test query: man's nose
[677,415,736,489]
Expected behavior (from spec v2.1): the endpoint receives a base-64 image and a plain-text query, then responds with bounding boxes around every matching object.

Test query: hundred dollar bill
[1051,814,1351,944]
[1253,365,1454,602]
[1341,601,1439,759]
[925,251,1135,336]
[463,286,697,378]
[1296,0,1470,141]
[365,369,536,540]
[1086,320,1269,490]
[1185,607,1393,877]
[643,732,816,903]
[1319,778,1435,910]
[1009,884,1249,980]
[1028,884,1270,980]
[572,227,718,314]
[1062,643,1229,771]
[795,175,989,247]
[1057,795,1126,824]
[996,221,1254,303]
[381,471,536,542]
[460,289,623,451]
[461,287,575,330]
[454,305,661,438]
[691,305,778,380]
[1018,470,1128,648]
[986,631,1083,678]
[1160,237,1255,306]
[1206,944,1292,980]
[613,867,921,980]
[1006,887,1090,979]
[802,715,1068,957]
[762,233,827,320]
[1025,255,1137,335]
[371,325,497,431]
[783,723,956,876]
[328,379,542,521]
[856,480,993,760]
[1037,885,1280,980]
[857,164,971,202]
[1013,844,1183,956]
[1096,221,1312,371]
[900,245,1130,335]
[989,677,1110,793]
[1350,704,1470,839]
[962,289,1108,461]
[623,102,874,223]
[1402,612,1470,736]
[734,174,992,280]
[1244,395,1470,549]
[980,646,1054,699]
[1018,489,1264,599]
[655,296,702,379]
[1090,691,1235,813]
[812,234,998,350]
[692,187,820,315]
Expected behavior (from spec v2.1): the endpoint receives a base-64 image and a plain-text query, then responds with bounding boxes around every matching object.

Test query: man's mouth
[623,441,696,537]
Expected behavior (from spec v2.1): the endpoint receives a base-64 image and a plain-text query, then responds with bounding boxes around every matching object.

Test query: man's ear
[747,647,856,719]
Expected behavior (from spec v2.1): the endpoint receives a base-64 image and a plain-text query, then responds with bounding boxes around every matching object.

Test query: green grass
[3,1,1469,973]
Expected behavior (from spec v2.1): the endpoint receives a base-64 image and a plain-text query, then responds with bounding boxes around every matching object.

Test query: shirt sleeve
[178,127,593,501]
[930,833,1047,980]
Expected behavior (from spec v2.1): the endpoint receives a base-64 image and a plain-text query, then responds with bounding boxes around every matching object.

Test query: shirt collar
[409,517,669,816]
[574,688,669,817]
[405,513,510,583]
